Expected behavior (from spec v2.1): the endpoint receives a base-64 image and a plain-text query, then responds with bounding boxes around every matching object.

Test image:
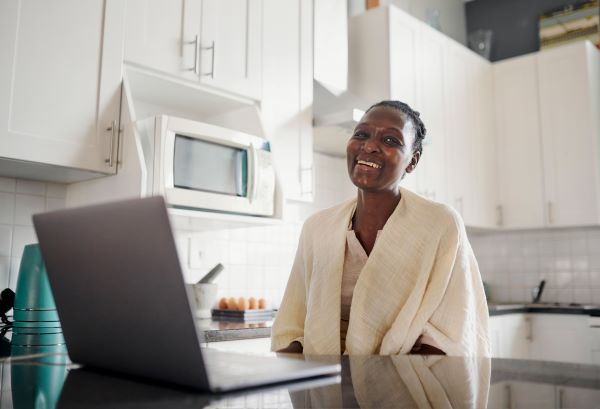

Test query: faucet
[531,279,546,303]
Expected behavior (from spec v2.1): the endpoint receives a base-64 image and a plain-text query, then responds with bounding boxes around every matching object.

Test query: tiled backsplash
[3,156,600,309]
[470,229,600,304]
[0,177,67,290]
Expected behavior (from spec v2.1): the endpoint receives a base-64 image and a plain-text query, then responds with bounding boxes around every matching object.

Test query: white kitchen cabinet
[124,0,262,100]
[529,314,592,364]
[124,0,195,81]
[537,41,600,227]
[508,382,556,409]
[443,41,474,224]
[413,24,448,204]
[489,314,531,359]
[557,386,600,408]
[492,54,546,229]
[493,41,600,229]
[262,0,313,202]
[0,0,125,177]
[469,55,498,228]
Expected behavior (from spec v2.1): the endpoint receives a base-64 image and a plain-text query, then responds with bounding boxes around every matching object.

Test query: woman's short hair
[365,100,427,154]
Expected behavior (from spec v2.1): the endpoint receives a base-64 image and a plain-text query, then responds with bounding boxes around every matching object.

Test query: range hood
[313,81,367,157]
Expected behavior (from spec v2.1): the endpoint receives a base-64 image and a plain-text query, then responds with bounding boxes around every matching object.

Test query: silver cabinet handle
[186,35,200,75]
[203,40,215,78]
[105,120,116,167]
[505,384,512,409]
[558,388,564,409]
[547,201,554,225]
[525,316,533,341]
[497,205,504,227]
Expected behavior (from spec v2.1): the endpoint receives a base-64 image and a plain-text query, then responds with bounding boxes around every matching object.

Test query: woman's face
[346,106,420,194]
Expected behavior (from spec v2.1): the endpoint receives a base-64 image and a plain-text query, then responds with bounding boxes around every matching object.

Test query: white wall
[348,0,467,45]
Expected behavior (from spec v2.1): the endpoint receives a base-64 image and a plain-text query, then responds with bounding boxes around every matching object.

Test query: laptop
[32,196,341,392]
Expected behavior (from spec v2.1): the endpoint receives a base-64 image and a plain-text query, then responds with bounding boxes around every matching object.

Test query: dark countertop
[3,352,600,408]
[488,302,600,316]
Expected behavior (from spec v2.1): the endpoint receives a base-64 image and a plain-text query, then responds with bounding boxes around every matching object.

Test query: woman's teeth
[357,160,381,169]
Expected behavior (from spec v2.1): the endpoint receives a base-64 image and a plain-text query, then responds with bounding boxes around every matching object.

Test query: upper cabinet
[493,54,546,229]
[537,41,600,227]
[261,0,313,202]
[0,0,125,180]
[124,0,262,100]
[494,41,600,228]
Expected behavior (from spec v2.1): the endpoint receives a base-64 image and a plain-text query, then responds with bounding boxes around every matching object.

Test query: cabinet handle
[547,201,554,225]
[186,35,200,75]
[105,120,116,167]
[558,388,564,409]
[203,40,215,79]
[525,316,533,341]
[496,205,504,227]
[505,384,512,409]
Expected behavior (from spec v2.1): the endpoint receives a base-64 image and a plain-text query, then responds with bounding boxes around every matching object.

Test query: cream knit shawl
[271,188,490,356]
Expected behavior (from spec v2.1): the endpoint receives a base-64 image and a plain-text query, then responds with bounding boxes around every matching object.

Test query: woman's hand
[277,341,303,354]
[410,335,445,355]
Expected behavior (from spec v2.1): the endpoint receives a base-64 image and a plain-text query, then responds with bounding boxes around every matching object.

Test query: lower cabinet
[488,381,600,409]
[490,314,592,364]
[489,314,531,359]
[528,314,592,364]
[205,337,274,356]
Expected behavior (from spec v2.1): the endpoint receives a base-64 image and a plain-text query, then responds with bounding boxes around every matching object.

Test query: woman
[271,100,490,356]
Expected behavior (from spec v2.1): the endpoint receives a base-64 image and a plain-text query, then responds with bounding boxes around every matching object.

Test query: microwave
[136,115,276,217]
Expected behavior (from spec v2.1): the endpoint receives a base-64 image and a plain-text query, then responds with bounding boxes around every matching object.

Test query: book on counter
[211,308,276,321]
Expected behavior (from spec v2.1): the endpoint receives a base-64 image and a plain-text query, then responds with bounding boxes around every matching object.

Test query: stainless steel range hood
[312,82,367,157]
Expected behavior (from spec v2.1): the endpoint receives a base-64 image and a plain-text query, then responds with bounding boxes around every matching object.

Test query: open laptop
[32,196,340,392]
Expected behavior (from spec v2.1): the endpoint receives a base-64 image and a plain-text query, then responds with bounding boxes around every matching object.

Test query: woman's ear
[405,151,421,174]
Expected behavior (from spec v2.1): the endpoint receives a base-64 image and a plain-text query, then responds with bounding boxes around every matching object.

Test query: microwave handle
[248,145,259,203]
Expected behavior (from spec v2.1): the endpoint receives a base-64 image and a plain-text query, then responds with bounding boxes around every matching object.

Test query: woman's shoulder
[302,198,356,233]
[402,188,464,230]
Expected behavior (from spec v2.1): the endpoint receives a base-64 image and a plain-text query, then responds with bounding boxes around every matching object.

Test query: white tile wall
[0,177,68,290]
[470,228,600,305]
[178,153,356,309]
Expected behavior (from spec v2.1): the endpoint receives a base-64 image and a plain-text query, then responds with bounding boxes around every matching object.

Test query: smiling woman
[271,100,491,357]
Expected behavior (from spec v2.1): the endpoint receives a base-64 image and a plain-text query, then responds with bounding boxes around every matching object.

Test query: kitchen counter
[3,351,600,408]
[197,318,272,342]
[488,302,600,316]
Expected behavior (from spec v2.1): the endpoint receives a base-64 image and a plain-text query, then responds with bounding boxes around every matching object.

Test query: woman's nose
[362,138,380,153]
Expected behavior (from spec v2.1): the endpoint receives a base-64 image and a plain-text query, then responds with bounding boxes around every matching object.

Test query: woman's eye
[384,136,402,146]
[352,131,368,139]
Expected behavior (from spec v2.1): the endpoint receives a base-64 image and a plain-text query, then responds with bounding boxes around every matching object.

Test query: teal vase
[12,244,63,347]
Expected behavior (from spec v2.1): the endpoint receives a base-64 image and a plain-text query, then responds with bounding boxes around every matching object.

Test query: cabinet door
[469,57,497,228]
[557,386,600,409]
[492,55,546,229]
[262,0,312,202]
[529,314,592,364]
[537,41,600,227]
[444,42,473,222]
[0,0,124,174]
[414,25,447,204]
[199,0,262,100]
[509,382,556,409]
[124,0,198,81]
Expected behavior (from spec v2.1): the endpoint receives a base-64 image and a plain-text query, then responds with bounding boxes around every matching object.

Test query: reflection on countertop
[3,348,600,408]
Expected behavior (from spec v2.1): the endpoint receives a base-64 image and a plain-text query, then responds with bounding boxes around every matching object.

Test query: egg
[218,297,228,310]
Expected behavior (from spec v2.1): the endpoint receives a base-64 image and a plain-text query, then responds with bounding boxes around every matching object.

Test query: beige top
[271,187,490,356]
